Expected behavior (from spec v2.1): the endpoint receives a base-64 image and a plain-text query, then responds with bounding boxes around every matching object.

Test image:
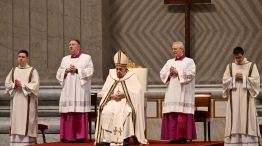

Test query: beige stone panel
[30,0,48,84]
[13,0,30,65]
[101,0,114,82]
[46,0,64,85]
[81,0,103,84]
[0,0,13,85]
[63,0,80,55]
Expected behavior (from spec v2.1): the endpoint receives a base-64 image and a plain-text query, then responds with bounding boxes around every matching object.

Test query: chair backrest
[195,93,211,112]
[129,68,148,91]
[109,68,148,91]
[194,93,212,142]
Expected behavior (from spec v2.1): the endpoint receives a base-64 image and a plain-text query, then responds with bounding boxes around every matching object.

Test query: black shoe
[123,138,129,145]
[133,137,140,145]
[61,139,76,143]
[96,142,110,145]
[67,140,76,143]
[168,139,187,144]
[61,139,68,143]
[178,139,187,144]
[76,139,85,143]
[168,140,180,144]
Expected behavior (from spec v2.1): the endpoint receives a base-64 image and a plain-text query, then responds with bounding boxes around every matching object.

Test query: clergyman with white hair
[160,41,197,144]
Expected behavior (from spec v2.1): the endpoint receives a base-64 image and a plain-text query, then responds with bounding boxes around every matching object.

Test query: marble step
[0,106,59,117]
[256,105,262,116]
[1,103,262,117]
[0,117,96,134]
[0,117,60,134]
[3,84,261,100]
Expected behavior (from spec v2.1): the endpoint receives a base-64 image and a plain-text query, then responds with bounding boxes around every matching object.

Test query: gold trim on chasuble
[96,81,118,142]
[228,62,256,136]
[11,67,35,136]
[96,80,136,143]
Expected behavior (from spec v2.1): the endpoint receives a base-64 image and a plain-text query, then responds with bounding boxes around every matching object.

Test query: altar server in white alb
[5,50,40,146]
[56,39,94,143]
[95,50,148,145]
[160,41,197,144]
[223,47,261,146]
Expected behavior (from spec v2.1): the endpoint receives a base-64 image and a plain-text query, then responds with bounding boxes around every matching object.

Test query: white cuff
[232,76,236,89]
[21,84,30,97]
[242,76,251,90]
[9,84,16,97]
[177,70,184,83]
[226,77,233,90]
[164,71,171,83]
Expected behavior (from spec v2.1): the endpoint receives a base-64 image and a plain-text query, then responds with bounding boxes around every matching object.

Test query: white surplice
[56,54,94,113]
[223,58,261,146]
[160,57,196,114]
[95,70,148,145]
[5,64,40,145]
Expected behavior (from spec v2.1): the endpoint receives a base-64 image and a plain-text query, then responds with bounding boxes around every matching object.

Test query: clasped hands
[14,79,22,88]
[169,66,178,76]
[111,92,125,101]
[235,72,243,81]
[65,64,77,74]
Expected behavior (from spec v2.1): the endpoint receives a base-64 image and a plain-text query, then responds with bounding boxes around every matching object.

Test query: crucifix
[164,0,211,57]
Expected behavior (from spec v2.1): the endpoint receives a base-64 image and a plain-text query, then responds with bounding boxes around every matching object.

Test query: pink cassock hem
[161,112,197,140]
[60,112,89,141]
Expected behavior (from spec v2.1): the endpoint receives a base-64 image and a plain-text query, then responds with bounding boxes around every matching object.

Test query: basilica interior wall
[0,0,261,85]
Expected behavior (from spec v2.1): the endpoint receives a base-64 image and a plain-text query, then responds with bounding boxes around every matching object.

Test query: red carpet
[32,140,224,146]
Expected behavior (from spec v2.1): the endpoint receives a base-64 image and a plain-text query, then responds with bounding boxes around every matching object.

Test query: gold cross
[113,127,118,135]
[119,128,122,136]
[113,127,123,136]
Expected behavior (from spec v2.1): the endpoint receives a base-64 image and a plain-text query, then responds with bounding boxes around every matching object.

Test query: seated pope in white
[95,51,148,145]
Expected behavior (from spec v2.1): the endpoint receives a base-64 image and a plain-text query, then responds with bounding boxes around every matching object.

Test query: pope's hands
[111,92,125,101]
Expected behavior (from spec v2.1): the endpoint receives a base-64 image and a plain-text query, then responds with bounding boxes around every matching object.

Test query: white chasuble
[223,58,261,146]
[5,64,39,144]
[95,70,148,145]
[101,83,133,144]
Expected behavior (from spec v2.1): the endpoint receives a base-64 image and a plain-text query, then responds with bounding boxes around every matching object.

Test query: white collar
[18,64,31,69]
[109,69,135,81]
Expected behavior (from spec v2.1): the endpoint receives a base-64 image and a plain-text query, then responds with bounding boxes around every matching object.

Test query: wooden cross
[164,0,211,57]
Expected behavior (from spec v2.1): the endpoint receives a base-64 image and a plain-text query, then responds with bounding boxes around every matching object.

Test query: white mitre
[113,50,129,67]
